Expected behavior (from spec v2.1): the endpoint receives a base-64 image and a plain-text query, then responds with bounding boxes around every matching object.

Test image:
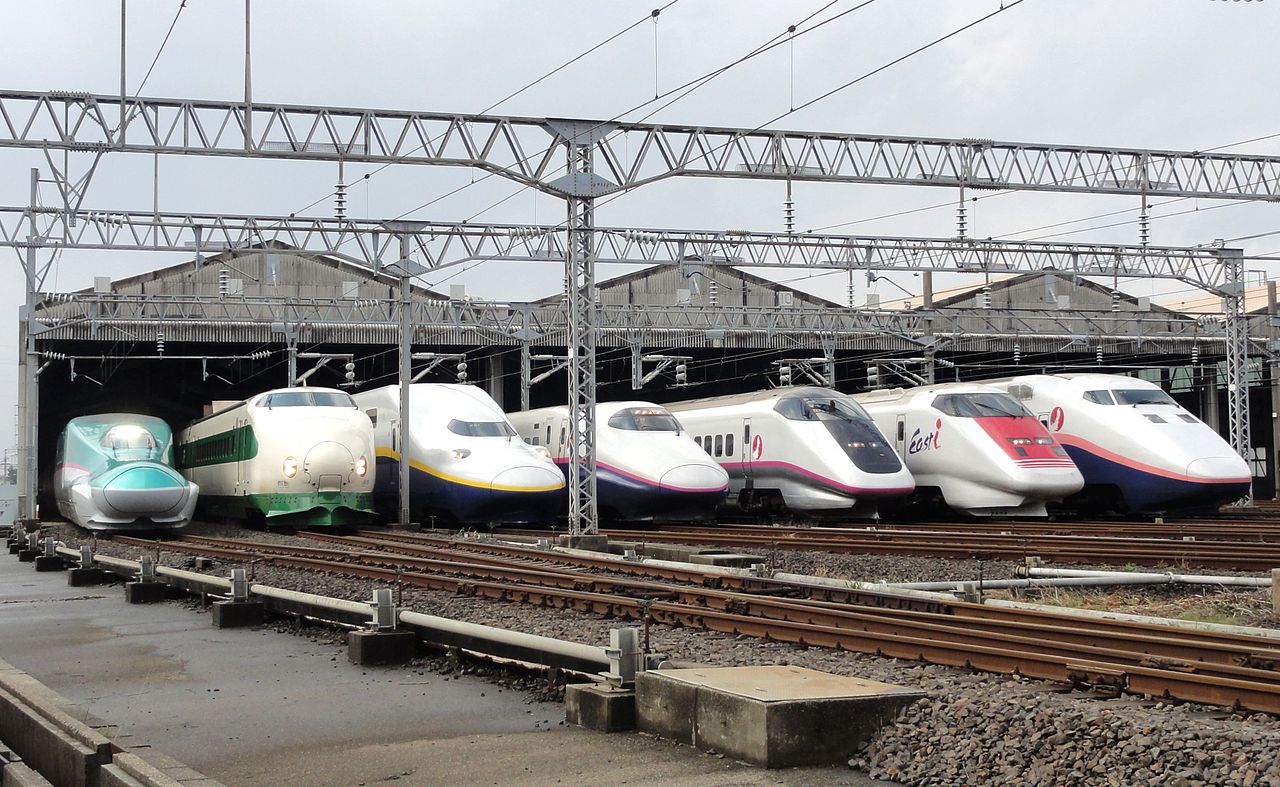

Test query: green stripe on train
[198,491,376,527]
[177,424,259,469]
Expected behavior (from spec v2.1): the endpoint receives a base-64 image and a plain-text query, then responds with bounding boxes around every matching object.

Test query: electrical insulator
[981,285,992,309]
[674,362,687,386]
[779,364,792,386]
[218,268,230,297]
[457,360,468,383]
[344,361,356,382]
[1096,347,1104,366]
[156,332,165,355]
[1191,344,1200,365]
[866,365,880,389]
[707,281,718,308]
[1013,344,1022,365]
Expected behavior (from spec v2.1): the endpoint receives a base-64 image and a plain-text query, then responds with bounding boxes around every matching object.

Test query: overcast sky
[3,0,1279,450]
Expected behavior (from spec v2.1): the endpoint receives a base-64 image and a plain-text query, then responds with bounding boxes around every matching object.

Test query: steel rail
[104,533,1280,712]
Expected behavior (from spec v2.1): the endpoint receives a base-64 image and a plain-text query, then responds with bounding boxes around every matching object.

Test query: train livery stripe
[720,459,914,496]
[376,448,564,493]
[551,457,729,494]
[1055,434,1251,484]
[177,424,259,469]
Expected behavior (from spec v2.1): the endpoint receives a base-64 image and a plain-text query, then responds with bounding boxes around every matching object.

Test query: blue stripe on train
[373,456,564,524]
[553,463,723,521]
[1063,445,1251,513]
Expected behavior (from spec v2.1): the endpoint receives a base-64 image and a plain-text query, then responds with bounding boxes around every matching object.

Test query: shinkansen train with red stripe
[665,387,914,517]
[507,402,729,522]
[983,374,1251,513]
[854,384,1084,517]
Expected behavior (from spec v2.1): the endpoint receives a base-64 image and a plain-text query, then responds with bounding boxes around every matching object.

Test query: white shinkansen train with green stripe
[176,387,377,528]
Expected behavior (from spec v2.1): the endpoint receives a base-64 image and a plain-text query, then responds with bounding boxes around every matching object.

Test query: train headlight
[450,448,472,460]
[282,456,299,478]
[1006,437,1032,446]
[355,456,368,477]
[1034,437,1054,445]
[531,445,551,459]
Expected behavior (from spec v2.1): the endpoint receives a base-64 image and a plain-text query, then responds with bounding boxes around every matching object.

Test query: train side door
[741,418,753,484]
[894,414,906,458]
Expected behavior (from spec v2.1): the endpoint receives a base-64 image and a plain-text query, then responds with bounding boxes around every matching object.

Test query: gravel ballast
[38,521,1280,787]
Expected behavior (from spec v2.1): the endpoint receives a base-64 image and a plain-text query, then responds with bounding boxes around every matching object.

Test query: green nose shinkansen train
[55,414,199,531]
[176,387,377,528]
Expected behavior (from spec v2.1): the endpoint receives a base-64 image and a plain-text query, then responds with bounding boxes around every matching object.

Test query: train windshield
[775,395,901,472]
[1112,388,1177,406]
[259,391,356,408]
[774,396,874,423]
[933,393,1029,418]
[607,407,681,432]
[447,419,517,438]
[101,424,158,460]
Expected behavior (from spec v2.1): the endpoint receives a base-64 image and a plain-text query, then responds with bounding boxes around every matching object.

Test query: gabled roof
[1157,284,1273,315]
[532,263,844,308]
[881,270,1178,314]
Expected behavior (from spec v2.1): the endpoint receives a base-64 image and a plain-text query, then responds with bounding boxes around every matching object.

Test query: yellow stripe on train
[375,447,564,493]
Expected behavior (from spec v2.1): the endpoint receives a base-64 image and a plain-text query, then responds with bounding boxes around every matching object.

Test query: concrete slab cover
[654,665,921,703]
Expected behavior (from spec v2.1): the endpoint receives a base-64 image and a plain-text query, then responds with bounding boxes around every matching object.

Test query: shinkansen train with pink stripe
[507,402,729,522]
[983,374,1251,513]
[665,388,914,517]
[854,384,1084,517]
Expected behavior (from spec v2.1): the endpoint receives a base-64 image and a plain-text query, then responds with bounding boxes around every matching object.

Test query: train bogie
[509,402,729,522]
[355,384,564,525]
[55,414,198,531]
[856,384,1083,518]
[667,387,913,517]
[177,387,376,528]
[983,374,1251,513]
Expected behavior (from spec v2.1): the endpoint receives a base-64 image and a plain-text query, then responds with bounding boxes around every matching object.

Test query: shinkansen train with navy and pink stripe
[983,373,1251,513]
[507,402,729,522]
[665,387,914,517]
[854,383,1084,517]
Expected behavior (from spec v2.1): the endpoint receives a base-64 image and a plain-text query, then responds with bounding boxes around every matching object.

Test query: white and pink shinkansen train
[855,383,1084,517]
[983,374,1251,513]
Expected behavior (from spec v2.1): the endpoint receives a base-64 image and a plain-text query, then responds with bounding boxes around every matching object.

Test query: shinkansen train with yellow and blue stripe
[353,384,565,524]
[55,414,199,531]
[176,387,377,527]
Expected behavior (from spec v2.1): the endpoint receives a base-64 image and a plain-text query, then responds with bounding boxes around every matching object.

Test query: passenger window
[365,409,378,427]
[897,421,904,441]
[725,434,734,456]
[559,427,566,447]
[714,435,723,457]
[694,436,702,449]
[546,426,551,444]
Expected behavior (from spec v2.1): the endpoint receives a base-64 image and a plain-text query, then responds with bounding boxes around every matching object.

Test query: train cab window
[1113,389,1177,406]
[714,435,724,457]
[365,409,378,426]
[1083,390,1115,405]
[725,433,734,456]
[447,419,517,437]
[101,425,157,460]
[259,391,356,408]
[312,392,356,407]
[932,393,1029,418]
[607,407,681,432]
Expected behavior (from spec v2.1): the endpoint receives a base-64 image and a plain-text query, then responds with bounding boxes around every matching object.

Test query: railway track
[815,518,1280,542]
[488,525,1280,571]
[108,530,1280,714]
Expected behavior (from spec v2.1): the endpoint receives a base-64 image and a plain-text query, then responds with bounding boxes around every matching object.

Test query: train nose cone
[1187,456,1251,480]
[304,441,355,492]
[491,465,566,492]
[101,465,188,512]
[658,463,729,493]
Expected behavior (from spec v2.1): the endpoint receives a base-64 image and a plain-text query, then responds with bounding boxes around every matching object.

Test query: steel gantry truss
[5,88,1276,528]
[4,90,1280,200]
[0,206,1248,294]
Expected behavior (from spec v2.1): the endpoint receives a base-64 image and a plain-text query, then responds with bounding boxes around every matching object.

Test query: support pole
[1269,281,1279,499]
[18,168,40,522]
[520,342,532,411]
[545,119,617,539]
[244,0,252,152]
[119,0,126,142]
[397,236,412,528]
[1220,248,1252,503]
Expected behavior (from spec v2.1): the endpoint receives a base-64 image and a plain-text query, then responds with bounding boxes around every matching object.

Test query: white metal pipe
[398,610,608,668]
[1026,566,1272,586]
[886,575,1181,591]
[250,584,373,617]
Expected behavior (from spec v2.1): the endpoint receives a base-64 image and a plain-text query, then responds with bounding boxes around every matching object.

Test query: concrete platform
[637,665,925,768]
[1,548,897,786]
